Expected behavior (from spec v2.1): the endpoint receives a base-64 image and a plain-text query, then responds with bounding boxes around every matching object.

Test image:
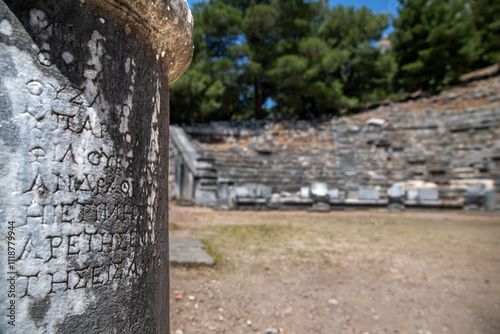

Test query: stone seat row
[229,180,495,212]
[170,103,500,211]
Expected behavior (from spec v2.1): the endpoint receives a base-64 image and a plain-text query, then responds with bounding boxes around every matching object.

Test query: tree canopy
[170,0,500,123]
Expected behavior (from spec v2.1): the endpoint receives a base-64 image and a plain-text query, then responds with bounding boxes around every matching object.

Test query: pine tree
[393,0,481,92]
[472,0,500,65]
[170,1,246,123]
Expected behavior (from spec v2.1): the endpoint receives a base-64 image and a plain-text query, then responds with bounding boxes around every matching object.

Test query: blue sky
[186,0,399,16]
[186,0,399,34]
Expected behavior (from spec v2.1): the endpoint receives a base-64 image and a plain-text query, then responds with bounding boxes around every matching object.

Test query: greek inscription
[75,115,94,134]
[76,174,94,192]
[25,202,55,225]
[48,109,104,138]
[30,147,47,161]
[52,173,129,195]
[19,236,37,260]
[73,266,89,290]
[53,86,83,114]
[91,265,104,286]
[18,273,40,299]
[101,232,113,252]
[46,236,63,262]
[109,259,125,283]
[55,144,76,163]
[50,111,72,131]
[61,201,80,224]
[112,233,127,251]
[88,91,102,109]
[67,233,81,255]
[54,173,74,193]
[25,172,47,193]
[27,80,44,96]
[68,87,85,106]
[0,6,168,323]
[121,181,130,194]
[22,201,144,226]
[33,228,143,260]
[16,228,158,296]
[48,271,69,294]
[88,151,101,165]
[27,142,133,171]
[126,255,138,277]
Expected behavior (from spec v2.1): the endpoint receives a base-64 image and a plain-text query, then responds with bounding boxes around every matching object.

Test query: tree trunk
[254,76,263,119]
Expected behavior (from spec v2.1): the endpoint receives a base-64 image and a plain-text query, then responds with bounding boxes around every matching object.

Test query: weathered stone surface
[485,191,497,211]
[169,238,215,267]
[235,186,253,198]
[388,184,404,198]
[0,0,192,333]
[233,185,271,207]
[171,125,199,176]
[418,189,439,202]
[358,188,380,201]
[406,189,418,201]
[235,185,271,199]
[329,188,340,199]
[311,182,328,197]
[265,328,280,334]
[347,190,359,200]
[367,117,386,127]
[170,126,219,206]
[300,186,311,199]
[308,202,331,212]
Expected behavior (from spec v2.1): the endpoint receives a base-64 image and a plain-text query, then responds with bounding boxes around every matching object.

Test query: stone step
[169,238,215,267]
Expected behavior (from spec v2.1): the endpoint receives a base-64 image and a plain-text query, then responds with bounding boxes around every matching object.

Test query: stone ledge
[170,238,215,267]
[86,0,193,83]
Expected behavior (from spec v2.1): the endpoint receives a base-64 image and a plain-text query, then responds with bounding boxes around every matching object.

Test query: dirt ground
[169,205,500,334]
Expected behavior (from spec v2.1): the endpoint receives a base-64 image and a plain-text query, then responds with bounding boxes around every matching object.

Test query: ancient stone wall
[169,135,180,200]
[0,0,192,332]
[171,77,500,211]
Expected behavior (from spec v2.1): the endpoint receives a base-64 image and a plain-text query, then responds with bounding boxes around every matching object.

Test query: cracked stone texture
[0,0,192,333]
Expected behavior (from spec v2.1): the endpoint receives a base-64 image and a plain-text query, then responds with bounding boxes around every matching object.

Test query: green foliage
[393,0,499,92]
[472,0,500,64]
[170,1,247,123]
[170,0,499,123]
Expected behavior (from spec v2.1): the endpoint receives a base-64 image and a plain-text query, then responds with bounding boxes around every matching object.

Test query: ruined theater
[169,75,500,213]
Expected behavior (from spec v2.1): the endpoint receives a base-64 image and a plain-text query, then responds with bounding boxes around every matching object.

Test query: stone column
[0,0,192,332]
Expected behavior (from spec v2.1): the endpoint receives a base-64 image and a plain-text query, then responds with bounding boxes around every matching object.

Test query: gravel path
[169,206,500,334]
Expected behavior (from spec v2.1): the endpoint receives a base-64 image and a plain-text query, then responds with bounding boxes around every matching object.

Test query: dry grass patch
[182,210,500,270]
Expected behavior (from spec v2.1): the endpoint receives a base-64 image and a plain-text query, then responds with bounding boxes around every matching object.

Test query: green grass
[189,212,500,270]
[169,222,181,231]
[199,237,229,268]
